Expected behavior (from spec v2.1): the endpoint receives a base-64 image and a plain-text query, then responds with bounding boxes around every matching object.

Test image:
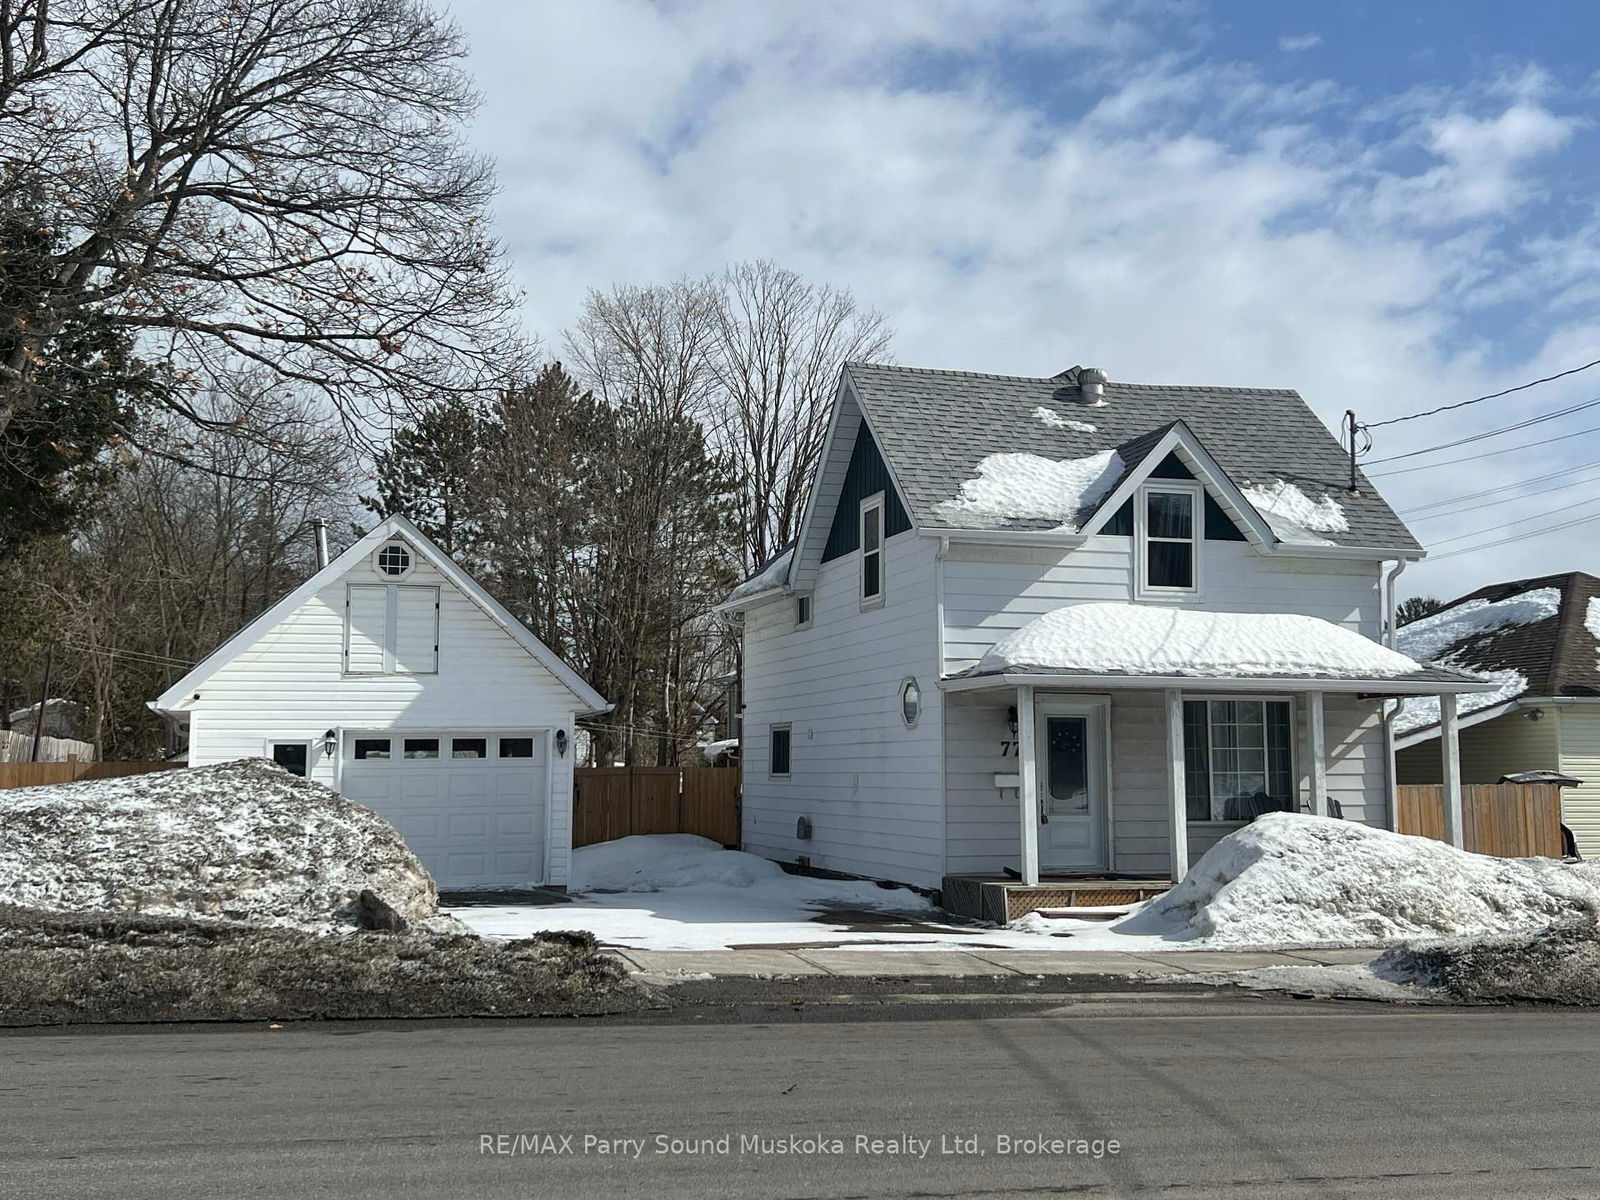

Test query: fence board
[573,766,740,849]
[1395,783,1563,858]
[0,760,181,791]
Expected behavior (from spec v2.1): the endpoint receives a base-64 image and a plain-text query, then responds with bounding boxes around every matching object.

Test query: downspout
[1381,559,1408,829]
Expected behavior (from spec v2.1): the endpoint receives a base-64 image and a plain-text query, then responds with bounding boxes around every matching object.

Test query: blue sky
[447,0,1600,600]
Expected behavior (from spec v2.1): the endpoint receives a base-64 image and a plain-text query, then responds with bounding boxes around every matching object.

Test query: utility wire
[1399,456,1600,515]
[1364,395,1600,465]
[1426,493,1600,548]
[1364,355,1600,429]
[1428,510,1600,562]
[1406,465,1600,524]
[1366,422,1600,478]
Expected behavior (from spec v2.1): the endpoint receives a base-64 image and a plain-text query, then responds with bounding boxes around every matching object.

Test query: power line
[1366,422,1600,478]
[1363,394,1600,465]
[1364,355,1600,429]
[1428,509,1600,562]
[1426,492,1600,548]
[1399,456,1600,515]
[1406,464,1600,524]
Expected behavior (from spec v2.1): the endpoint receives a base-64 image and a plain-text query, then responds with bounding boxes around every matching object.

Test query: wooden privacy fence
[0,760,181,791]
[1396,783,1564,858]
[573,766,740,849]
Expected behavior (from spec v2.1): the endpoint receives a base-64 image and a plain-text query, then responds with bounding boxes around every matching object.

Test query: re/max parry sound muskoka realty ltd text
[478,1133,1123,1159]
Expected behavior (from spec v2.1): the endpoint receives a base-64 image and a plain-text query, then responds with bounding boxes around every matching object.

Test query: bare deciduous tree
[0,0,527,458]
[707,260,892,573]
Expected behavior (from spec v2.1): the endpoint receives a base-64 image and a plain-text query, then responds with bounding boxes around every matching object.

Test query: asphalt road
[5,998,1598,1199]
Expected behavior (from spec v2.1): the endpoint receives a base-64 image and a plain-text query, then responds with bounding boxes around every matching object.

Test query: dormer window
[375,542,412,578]
[1138,483,1200,596]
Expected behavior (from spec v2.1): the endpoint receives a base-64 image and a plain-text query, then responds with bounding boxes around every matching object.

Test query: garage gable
[154,515,608,716]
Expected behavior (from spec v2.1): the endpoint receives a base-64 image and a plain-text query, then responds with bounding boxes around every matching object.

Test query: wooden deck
[941,874,1173,923]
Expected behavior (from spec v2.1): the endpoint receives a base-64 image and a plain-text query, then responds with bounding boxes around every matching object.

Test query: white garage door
[340,731,546,888]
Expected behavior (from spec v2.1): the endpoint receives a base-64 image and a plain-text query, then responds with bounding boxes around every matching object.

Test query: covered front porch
[937,670,1497,921]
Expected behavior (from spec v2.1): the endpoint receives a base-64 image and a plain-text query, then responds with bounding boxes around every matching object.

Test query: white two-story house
[718,362,1494,920]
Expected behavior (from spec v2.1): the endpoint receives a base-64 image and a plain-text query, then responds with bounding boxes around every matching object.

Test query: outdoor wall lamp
[1007,706,1019,735]
[555,729,569,757]
[322,729,337,758]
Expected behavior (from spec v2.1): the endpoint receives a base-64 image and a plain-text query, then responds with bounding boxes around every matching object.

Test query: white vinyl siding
[1559,709,1600,858]
[940,536,1383,674]
[185,554,581,885]
[740,533,943,888]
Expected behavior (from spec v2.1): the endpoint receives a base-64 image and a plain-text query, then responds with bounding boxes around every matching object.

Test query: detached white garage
[151,515,609,889]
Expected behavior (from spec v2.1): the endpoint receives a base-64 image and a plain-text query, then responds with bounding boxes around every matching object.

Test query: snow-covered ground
[453,819,1600,955]
[451,834,1089,951]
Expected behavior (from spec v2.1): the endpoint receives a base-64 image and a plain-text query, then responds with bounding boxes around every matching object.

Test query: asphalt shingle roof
[1408,572,1600,698]
[845,362,1422,553]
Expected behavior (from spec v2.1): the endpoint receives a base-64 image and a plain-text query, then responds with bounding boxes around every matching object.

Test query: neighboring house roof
[151,514,609,716]
[1392,571,1600,745]
[845,361,1422,553]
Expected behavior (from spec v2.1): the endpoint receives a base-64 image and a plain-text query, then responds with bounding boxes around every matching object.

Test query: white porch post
[1440,692,1464,848]
[1016,685,1040,886]
[1164,688,1189,881]
[1308,691,1329,817]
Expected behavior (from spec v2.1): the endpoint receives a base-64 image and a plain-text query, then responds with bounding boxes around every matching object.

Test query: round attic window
[375,542,412,577]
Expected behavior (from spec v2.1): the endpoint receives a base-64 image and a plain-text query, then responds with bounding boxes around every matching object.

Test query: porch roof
[941,664,1498,696]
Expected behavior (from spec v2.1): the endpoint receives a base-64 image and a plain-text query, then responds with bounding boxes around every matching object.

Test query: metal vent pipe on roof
[1079,366,1108,405]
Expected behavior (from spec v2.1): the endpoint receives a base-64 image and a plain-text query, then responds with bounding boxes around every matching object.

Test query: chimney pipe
[312,518,329,568]
[1078,366,1108,406]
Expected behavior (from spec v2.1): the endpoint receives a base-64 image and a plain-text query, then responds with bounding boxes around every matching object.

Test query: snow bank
[930,450,1123,530]
[1119,813,1600,947]
[571,834,790,892]
[1242,480,1348,546]
[725,546,793,604]
[1031,406,1097,433]
[977,603,1423,678]
[0,759,439,931]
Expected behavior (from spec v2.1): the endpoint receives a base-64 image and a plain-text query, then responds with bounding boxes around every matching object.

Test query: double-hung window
[1184,699,1294,822]
[1140,484,1199,594]
[860,494,885,606]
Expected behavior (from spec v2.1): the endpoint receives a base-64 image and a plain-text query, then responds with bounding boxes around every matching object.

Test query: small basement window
[499,736,534,759]
[451,737,487,759]
[403,737,439,759]
[770,724,792,777]
[353,737,391,760]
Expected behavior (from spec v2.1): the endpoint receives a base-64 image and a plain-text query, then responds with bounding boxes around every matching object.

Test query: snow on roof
[929,450,1123,531]
[1031,406,1097,433]
[724,546,793,605]
[1241,480,1349,547]
[1391,584,1565,739]
[1586,597,1600,663]
[1398,586,1562,665]
[976,603,1424,679]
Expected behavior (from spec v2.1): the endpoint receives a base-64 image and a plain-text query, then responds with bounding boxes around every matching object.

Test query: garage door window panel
[403,737,440,760]
[452,738,487,759]
[353,738,392,760]
[499,737,535,759]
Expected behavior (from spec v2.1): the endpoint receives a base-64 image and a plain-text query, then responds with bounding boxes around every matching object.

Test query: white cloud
[445,0,1599,602]
[1279,33,1322,53]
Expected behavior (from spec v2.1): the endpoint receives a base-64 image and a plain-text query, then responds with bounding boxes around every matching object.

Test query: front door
[1035,699,1108,870]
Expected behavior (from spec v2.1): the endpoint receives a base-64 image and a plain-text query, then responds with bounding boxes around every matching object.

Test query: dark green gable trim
[822,423,913,562]
[1101,451,1248,541]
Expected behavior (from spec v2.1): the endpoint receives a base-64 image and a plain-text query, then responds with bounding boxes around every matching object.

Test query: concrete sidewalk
[608,946,1380,978]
